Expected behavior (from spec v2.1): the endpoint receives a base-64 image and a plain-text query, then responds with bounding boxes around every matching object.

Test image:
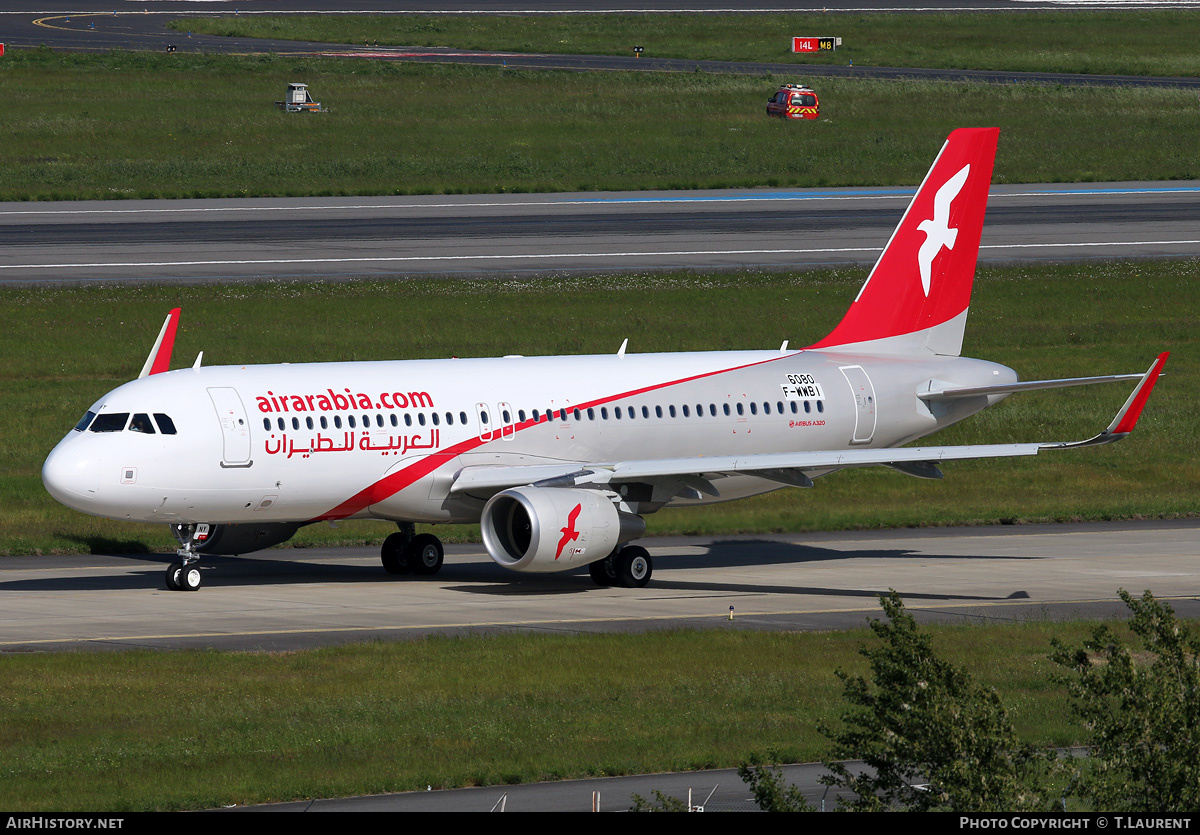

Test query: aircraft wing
[450,352,1167,498]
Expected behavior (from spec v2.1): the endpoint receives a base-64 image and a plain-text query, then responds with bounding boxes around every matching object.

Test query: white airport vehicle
[42,128,1168,591]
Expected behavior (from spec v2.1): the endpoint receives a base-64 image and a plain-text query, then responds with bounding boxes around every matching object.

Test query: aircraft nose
[42,447,99,507]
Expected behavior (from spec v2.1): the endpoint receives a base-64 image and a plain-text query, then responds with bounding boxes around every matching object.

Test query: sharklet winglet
[138,308,181,378]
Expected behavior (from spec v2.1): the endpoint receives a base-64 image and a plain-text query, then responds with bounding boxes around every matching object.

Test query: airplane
[41,127,1168,592]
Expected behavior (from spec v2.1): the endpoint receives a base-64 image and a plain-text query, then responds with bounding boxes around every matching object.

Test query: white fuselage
[42,347,1015,527]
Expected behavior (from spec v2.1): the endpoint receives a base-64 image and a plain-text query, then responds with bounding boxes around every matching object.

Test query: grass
[3,260,1196,557]
[171,11,1200,78]
[0,620,1132,811]
[0,50,1197,202]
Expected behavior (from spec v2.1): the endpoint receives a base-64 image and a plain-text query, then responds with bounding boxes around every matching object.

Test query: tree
[1050,589,1200,812]
[819,591,1052,811]
[737,754,815,812]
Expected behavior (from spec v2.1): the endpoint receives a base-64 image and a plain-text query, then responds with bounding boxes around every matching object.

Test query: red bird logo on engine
[556,504,582,560]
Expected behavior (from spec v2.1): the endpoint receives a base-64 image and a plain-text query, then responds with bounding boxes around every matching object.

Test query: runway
[3,520,1198,653]
[4,182,1200,284]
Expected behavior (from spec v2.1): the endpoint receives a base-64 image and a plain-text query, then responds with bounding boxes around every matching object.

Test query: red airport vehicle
[767,84,819,120]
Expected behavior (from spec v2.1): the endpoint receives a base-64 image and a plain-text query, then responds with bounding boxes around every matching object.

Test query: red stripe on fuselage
[311,351,796,521]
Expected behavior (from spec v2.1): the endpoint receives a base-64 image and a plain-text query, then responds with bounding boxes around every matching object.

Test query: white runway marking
[3,240,1200,271]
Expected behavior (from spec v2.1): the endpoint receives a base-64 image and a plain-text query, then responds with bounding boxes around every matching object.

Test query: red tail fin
[810,127,999,356]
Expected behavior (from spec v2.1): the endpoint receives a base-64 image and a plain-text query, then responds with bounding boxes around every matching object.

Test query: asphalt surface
[5,520,1199,654]
[4,182,1199,284]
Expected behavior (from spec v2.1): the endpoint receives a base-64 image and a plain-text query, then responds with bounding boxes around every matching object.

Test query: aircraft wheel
[381,532,412,575]
[589,554,618,587]
[615,546,652,589]
[408,533,444,576]
[178,563,202,591]
[165,562,182,591]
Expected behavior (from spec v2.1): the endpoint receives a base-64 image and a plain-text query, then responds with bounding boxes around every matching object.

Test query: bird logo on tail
[916,163,970,297]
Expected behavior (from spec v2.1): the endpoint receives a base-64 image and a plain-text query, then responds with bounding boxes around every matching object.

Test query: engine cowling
[194,522,303,556]
[481,487,645,573]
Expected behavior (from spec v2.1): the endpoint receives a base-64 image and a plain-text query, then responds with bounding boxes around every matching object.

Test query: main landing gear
[381,523,445,577]
[588,544,653,589]
[166,523,207,591]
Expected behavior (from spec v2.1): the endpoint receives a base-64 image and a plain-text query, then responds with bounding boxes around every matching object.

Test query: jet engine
[481,487,645,573]
[193,522,303,556]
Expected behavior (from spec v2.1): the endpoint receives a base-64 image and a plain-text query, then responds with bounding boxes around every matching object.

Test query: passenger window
[404,414,412,427]
[736,403,745,416]
[321,416,328,429]
[750,402,757,415]
[349,415,357,428]
[74,411,97,432]
[655,405,663,418]
[682,405,690,417]
[432,412,440,426]
[460,412,468,425]
[418,413,426,426]
[390,414,398,427]
[262,418,271,431]
[723,404,730,416]
[335,415,343,428]
[291,417,300,430]
[305,417,314,430]
[817,401,825,413]
[587,408,595,421]
[668,405,676,418]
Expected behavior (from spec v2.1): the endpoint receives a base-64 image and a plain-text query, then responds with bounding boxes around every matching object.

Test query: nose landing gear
[166,523,208,591]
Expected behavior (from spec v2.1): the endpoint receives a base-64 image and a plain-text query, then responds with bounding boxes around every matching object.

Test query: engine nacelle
[194,522,303,556]
[481,487,645,573]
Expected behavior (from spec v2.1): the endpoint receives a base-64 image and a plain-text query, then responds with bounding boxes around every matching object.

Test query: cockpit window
[154,414,177,435]
[129,413,156,434]
[89,413,129,433]
[74,411,97,432]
